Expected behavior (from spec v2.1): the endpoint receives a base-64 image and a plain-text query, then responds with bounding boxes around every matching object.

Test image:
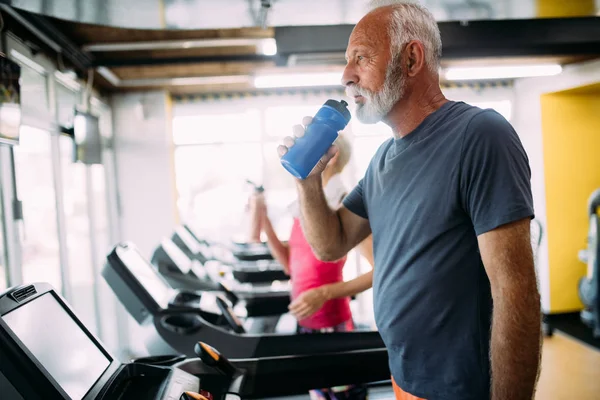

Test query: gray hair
[368,0,442,74]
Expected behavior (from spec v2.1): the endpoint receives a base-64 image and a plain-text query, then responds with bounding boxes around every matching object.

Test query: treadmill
[172,225,289,284]
[103,242,385,360]
[149,238,291,320]
[183,223,278,262]
[0,282,391,399]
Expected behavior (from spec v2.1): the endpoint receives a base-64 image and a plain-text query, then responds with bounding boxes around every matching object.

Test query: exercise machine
[103,242,384,359]
[184,223,275,262]
[151,236,223,292]
[170,225,289,285]
[578,188,600,338]
[149,237,291,320]
[108,242,289,335]
[0,282,391,399]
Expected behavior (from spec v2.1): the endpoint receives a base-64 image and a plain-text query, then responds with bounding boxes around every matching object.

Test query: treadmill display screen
[120,246,172,309]
[162,239,192,274]
[3,293,111,399]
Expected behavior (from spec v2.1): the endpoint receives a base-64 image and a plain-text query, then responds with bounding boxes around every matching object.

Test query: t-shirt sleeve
[460,110,534,236]
[343,178,368,219]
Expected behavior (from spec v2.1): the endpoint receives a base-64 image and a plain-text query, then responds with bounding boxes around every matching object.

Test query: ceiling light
[253,72,342,88]
[444,64,562,81]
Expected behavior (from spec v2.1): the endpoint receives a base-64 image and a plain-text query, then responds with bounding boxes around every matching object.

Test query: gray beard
[351,58,406,125]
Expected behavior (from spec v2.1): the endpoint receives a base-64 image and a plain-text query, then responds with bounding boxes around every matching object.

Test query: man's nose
[341,64,357,87]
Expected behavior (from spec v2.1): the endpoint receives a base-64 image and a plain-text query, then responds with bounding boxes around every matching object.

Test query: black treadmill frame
[105,243,385,359]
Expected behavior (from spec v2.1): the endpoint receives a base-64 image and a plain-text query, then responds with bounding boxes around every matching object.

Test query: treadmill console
[0,283,200,400]
[104,243,234,323]
[103,242,176,324]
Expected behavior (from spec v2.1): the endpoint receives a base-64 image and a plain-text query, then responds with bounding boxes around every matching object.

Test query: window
[264,105,321,138]
[19,64,50,119]
[13,126,62,292]
[173,143,263,241]
[56,84,78,128]
[59,135,98,330]
[173,109,261,145]
[0,187,5,291]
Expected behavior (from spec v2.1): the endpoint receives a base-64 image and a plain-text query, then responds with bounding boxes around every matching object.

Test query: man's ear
[405,40,426,77]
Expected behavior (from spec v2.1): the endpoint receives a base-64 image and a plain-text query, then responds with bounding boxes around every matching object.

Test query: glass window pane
[172,109,261,145]
[91,101,113,140]
[261,142,299,240]
[56,84,78,128]
[20,66,50,117]
[13,126,62,292]
[174,144,263,242]
[59,135,97,331]
[0,187,5,291]
[264,105,322,138]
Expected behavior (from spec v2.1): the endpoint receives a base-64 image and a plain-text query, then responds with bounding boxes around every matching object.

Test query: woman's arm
[260,206,291,274]
[321,234,374,299]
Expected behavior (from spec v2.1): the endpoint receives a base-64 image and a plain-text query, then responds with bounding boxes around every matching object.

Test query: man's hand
[289,286,330,320]
[277,116,339,180]
[478,218,542,400]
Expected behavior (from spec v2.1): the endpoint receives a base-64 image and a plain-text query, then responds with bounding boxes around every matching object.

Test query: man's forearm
[323,270,373,300]
[296,176,345,260]
[490,285,542,400]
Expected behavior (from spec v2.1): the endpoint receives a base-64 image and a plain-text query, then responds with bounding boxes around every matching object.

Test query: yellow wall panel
[541,90,600,312]
[536,0,596,17]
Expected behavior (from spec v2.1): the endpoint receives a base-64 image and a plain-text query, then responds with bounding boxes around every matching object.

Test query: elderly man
[278,1,542,399]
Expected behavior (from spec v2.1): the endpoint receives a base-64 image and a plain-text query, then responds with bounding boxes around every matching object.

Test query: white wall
[111,91,178,260]
[512,58,600,312]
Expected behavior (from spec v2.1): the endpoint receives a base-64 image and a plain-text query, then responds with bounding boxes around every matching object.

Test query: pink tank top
[288,217,351,330]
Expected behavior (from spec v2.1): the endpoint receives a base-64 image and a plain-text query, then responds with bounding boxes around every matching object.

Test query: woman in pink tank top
[249,135,374,400]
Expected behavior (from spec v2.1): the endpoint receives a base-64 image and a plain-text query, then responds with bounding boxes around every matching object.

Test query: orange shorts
[392,377,426,400]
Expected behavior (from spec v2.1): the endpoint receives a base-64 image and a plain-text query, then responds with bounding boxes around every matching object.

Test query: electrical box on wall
[0,54,22,146]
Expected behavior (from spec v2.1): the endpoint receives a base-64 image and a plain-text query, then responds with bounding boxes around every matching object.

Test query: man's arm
[296,175,371,261]
[279,116,372,261]
[478,218,542,400]
[459,110,540,399]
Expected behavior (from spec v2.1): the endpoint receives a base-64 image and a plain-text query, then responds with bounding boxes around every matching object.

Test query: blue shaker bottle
[280,99,351,179]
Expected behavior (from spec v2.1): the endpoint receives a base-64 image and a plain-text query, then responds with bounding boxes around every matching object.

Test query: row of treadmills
[0,224,392,399]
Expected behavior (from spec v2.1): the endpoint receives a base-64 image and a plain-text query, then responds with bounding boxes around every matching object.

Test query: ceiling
[1,1,599,95]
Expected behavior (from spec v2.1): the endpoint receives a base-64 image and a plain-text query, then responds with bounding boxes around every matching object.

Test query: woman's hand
[288,286,330,320]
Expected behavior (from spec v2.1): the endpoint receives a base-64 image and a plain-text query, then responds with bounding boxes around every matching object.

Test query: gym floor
[535,332,600,399]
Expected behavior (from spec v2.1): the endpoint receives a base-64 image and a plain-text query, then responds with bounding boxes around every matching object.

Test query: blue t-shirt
[343,101,534,399]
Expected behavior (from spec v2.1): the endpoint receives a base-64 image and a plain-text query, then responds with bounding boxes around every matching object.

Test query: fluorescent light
[83,38,276,53]
[118,75,250,88]
[254,72,342,88]
[445,64,563,81]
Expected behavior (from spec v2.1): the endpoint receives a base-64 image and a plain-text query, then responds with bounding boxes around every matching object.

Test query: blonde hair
[333,133,352,173]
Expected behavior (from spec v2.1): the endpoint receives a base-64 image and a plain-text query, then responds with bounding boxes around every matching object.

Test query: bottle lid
[324,99,351,123]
